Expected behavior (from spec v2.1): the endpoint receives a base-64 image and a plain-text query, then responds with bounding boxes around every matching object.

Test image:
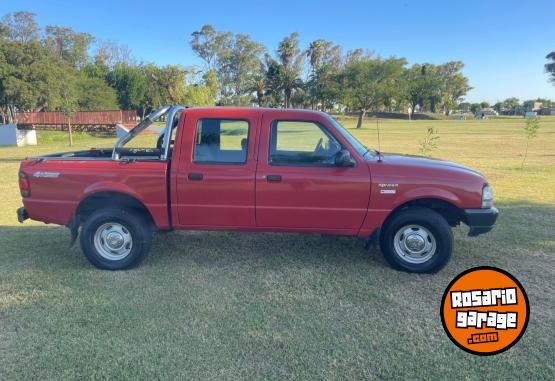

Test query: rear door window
[193,119,249,164]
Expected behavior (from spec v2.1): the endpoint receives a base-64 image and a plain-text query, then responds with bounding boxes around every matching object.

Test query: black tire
[79,208,152,270]
[379,207,453,273]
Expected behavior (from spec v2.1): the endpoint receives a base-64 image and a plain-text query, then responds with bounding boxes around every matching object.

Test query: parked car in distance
[17,106,498,273]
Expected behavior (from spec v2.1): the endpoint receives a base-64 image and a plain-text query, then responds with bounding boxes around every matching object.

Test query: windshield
[325,114,372,157]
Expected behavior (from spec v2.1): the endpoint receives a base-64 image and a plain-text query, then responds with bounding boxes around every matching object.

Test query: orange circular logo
[440,266,529,356]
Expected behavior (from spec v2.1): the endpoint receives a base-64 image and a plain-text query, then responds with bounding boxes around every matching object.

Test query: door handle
[188,172,203,181]
[266,175,282,182]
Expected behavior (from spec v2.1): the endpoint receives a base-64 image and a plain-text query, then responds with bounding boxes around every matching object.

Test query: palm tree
[279,64,304,108]
[306,40,326,73]
[277,32,300,69]
[247,63,267,106]
[275,33,303,108]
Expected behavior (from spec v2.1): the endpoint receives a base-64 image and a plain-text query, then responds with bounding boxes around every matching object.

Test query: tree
[94,41,133,68]
[546,52,555,84]
[470,103,481,114]
[0,11,40,43]
[437,62,471,115]
[305,39,342,110]
[503,97,520,114]
[220,33,265,104]
[190,25,264,104]
[76,73,118,110]
[247,61,268,106]
[341,58,405,128]
[46,68,79,146]
[458,102,471,112]
[44,26,95,68]
[274,33,304,108]
[522,100,535,111]
[190,25,231,71]
[521,118,540,170]
[493,102,504,113]
[107,63,149,116]
[419,127,440,157]
[183,70,218,106]
[480,101,490,109]
[405,64,441,118]
[0,38,69,120]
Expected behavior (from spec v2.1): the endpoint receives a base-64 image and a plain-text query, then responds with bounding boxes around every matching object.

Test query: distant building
[539,107,555,116]
[532,102,543,111]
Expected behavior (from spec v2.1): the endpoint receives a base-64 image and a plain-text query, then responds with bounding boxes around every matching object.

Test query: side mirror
[335,149,356,167]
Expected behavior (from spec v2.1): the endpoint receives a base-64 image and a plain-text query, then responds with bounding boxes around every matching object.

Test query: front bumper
[17,207,29,223]
[464,207,499,237]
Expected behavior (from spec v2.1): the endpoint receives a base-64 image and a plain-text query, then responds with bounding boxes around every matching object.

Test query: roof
[182,106,328,117]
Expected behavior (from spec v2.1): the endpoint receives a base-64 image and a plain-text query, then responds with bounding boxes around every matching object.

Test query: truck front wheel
[80,208,152,270]
[379,207,453,273]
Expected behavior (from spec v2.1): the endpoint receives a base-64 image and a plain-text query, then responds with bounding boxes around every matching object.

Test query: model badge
[33,171,60,178]
[380,189,396,194]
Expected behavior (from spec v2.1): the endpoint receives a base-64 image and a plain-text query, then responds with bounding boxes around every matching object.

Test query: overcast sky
[1,0,554,103]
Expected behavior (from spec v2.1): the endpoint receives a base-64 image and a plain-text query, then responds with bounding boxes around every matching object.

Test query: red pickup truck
[17,106,498,273]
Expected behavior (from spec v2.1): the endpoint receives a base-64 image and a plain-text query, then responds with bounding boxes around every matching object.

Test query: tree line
[459,98,553,115]
[0,12,217,123]
[189,25,473,127]
[4,12,550,129]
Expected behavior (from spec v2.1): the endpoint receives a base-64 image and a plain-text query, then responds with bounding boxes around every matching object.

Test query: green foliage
[0,11,39,42]
[305,39,342,110]
[44,25,95,68]
[524,117,540,139]
[183,70,218,106]
[341,58,406,127]
[190,24,265,104]
[5,10,549,122]
[418,127,440,157]
[521,117,540,170]
[106,63,149,113]
[546,51,555,84]
[76,74,118,110]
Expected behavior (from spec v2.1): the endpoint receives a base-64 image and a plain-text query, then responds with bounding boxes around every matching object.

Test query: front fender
[395,187,462,209]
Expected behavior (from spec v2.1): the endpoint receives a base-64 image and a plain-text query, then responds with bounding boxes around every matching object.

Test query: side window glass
[269,121,342,165]
[194,119,249,164]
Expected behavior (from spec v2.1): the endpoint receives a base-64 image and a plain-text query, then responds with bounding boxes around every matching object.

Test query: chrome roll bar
[111,105,186,160]
[161,105,187,160]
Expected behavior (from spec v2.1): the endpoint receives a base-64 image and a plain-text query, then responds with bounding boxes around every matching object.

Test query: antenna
[376,118,383,162]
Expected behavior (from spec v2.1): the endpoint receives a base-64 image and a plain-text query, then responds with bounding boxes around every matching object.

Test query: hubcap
[393,224,437,264]
[93,222,133,260]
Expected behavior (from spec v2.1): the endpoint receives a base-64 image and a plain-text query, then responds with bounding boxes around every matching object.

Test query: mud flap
[366,228,381,251]
[68,217,80,247]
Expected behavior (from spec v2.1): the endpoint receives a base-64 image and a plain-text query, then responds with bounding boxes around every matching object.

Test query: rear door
[173,108,260,228]
[255,112,371,233]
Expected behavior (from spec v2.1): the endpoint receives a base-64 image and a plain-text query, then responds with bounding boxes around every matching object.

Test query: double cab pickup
[17,106,498,273]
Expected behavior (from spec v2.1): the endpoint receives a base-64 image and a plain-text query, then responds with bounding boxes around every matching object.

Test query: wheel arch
[75,191,155,227]
[383,197,466,230]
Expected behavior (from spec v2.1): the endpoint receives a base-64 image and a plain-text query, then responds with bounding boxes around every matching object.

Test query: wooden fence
[15,110,139,126]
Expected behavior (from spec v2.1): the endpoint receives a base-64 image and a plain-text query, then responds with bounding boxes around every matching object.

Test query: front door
[174,109,259,228]
[255,114,371,233]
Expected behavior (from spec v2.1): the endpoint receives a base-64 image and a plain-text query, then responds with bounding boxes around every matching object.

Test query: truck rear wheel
[80,208,152,270]
[379,207,453,273]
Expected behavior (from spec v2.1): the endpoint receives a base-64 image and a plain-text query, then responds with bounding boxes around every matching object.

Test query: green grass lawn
[1,116,554,380]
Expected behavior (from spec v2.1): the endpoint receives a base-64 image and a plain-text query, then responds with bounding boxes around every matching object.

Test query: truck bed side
[20,159,170,229]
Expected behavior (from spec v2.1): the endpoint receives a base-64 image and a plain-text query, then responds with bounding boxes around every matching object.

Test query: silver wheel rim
[93,222,133,261]
[393,224,437,264]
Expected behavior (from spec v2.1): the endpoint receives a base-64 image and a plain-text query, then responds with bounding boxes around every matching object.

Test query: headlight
[482,185,494,208]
